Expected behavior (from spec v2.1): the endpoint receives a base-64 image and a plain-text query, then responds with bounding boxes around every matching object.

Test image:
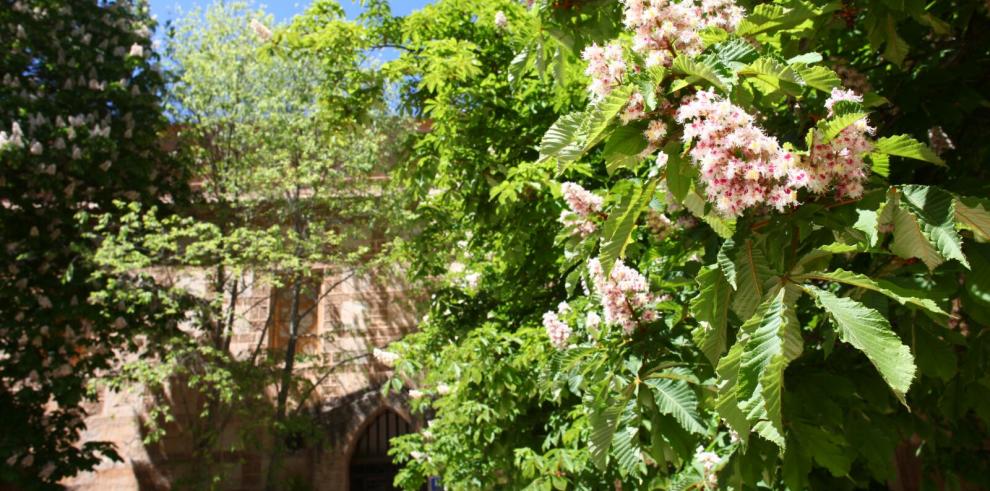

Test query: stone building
[62,268,422,491]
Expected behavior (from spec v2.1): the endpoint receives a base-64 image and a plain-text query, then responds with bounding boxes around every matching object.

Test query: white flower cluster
[372,347,399,367]
[250,19,272,41]
[623,0,744,68]
[588,258,661,334]
[559,182,604,237]
[581,42,627,101]
[694,446,721,489]
[676,89,804,217]
[542,307,573,350]
[494,11,508,29]
[806,88,875,199]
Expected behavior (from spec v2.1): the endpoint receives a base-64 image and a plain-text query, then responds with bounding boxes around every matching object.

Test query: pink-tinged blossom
[561,182,603,215]
[582,41,626,100]
[676,89,803,217]
[805,88,874,200]
[695,446,722,489]
[644,120,668,143]
[620,0,744,69]
[543,311,572,349]
[559,182,603,236]
[621,92,647,124]
[588,258,660,334]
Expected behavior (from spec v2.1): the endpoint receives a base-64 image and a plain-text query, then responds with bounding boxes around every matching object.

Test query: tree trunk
[264,275,302,491]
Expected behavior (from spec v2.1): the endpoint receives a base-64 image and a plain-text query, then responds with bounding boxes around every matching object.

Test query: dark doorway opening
[349,409,412,491]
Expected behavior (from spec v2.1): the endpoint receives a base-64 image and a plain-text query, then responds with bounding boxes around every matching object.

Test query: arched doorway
[348,409,412,491]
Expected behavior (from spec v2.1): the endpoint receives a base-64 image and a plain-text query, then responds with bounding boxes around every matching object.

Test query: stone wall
[62,268,420,491]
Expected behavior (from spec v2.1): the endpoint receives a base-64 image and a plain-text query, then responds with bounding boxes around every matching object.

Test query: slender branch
[290,352,371,416]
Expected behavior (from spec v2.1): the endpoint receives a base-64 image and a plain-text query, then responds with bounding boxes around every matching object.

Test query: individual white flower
[29,141,42,155]
[410,451,426,461]
[436,383,451,395]
[585,311,601,329]
[409,389,425,399]
[128,43,143,58]
[250,19,273,41]
[494,11,508,29]
[462,272,481,289]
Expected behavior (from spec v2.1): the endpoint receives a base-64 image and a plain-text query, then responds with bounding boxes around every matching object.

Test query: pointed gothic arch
[346,407,414,491]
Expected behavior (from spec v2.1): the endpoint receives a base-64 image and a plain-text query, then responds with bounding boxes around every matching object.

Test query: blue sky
[150,0,434,25]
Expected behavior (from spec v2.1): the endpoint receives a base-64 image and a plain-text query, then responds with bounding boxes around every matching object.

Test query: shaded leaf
[806,286,916,404]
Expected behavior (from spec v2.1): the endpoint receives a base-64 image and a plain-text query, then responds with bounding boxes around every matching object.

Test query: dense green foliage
[6,0,990,489]
[0,1,188,487]
[375,0,990,489]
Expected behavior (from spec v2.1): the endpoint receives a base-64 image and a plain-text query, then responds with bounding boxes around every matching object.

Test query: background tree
[93,1,408,488]
[0,1,188,487]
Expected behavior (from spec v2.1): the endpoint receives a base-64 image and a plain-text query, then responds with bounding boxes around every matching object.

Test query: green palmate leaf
[664,142,694,203]
[787,52,822,64]
[717,238,737,288]
[600,179,657,275]
[589,402,623,469]
[736,1,819,36]
[873,135,945,166]
[869,152,890,178]
[806,286,916,404]
[584,85,634,152]
[645,378,706,435]
[684,191,735,239]
[711,37,759,67]
[793,65,841,92]
[715,341,750,444]
[740,57,804,95]
[612,424,645,476]
[817,112,870,143]
[883,15,910,67]
[691,266,732,364]
[879,190,944,270]
[792,422,853,477]
[899,185,970,269]
[603,125,649,175]
[638,80,658,111]
[671,55,730,93]
[955,196,990,241]
[752,354,788,448]
[853,208,880,247]
[732,239,774,320]
[539,111,585,164]
[797,269,949,322]
[736,289,790,448]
